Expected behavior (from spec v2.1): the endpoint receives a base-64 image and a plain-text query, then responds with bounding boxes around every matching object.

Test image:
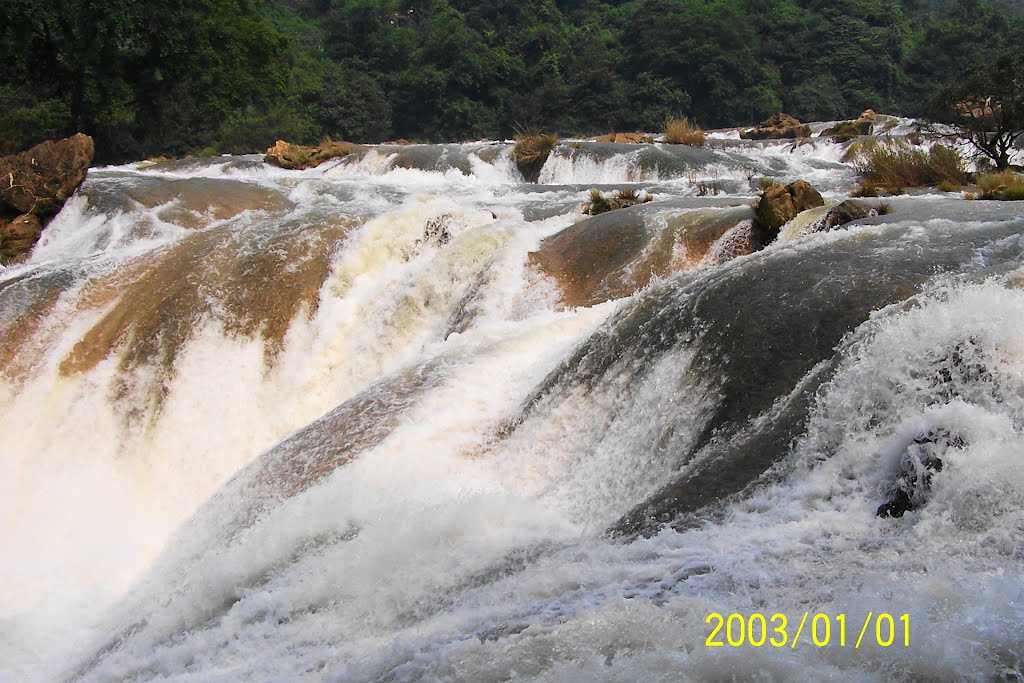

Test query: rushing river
[2,120,1023,682]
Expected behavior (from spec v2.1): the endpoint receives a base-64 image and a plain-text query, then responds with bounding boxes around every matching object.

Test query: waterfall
[2,128,1023,682]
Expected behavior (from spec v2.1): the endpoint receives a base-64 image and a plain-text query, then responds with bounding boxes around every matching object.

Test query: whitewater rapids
[1,125,1023,682]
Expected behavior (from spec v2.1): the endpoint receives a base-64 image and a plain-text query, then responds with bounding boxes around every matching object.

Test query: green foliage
[927,48,1024,170]
[0,0,320,161]
[2,0,1023,159]
[0,85,71,154]
[313,62,393,142]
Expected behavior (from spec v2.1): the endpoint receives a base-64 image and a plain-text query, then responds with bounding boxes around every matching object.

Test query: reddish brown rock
[265,139,365,170]
[741,113,812,140]
[698,220,765,266]
[595,132,654,144]
[0,133,94,263]
[755,180,825,235]
[0,213,44,263]
[529,206,754,308]
[124,177,294,229]
[0,133,95,215]
[820,109,877,142]
[0,213,43,242]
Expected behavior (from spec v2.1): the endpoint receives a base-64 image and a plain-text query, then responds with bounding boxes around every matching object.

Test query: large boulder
[740,113,811,140]
[0,133,94,215]
[816,200,872,232]
[529,205,754,308]
[595,132,654,144]
[820,109,877,143]
[264,139,365,170]
[0,133,94,264]
[755,180,825,236]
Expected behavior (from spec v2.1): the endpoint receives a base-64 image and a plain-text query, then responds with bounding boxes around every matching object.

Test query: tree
[929,50,1024,170]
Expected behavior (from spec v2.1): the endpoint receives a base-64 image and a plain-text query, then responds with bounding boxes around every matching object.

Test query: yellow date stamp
[705,612,910,649]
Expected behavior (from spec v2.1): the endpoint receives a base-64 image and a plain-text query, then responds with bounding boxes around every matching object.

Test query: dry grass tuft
[974,170,1024,201]
[851,141,969,195]
[513,131,558,165]
[841,137,878,164]
[582,187,652,215]
[663,117,705,146]
[585,188,610,214]
[512,129,558,182]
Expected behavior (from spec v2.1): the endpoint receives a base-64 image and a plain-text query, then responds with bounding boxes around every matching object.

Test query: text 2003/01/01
[706,612,910,649]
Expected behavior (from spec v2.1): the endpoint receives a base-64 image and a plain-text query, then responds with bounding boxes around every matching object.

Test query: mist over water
[2,128,1023,682]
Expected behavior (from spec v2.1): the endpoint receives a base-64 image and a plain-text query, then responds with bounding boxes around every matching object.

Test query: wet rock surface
[741,113,812,140]
[529,204,753,307]
[595,133,654,144]
[821,109,877,142]
[265,139,365,170]
[755,180,825,236]
[0,133,94,264]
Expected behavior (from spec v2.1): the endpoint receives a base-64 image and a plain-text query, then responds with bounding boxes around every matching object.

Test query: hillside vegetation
[2,0,1022,161]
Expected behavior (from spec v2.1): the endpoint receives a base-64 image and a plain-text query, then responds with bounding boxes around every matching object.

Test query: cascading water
[2,125,1023,682]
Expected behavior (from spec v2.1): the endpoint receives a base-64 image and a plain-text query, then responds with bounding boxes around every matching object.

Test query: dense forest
[1,0,1022,162]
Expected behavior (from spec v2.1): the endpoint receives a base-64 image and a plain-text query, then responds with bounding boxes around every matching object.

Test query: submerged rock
[111,176,295,229]
[264,139,365,170]
[740,113,811,140]
[877,429,955,518]
[805,200,875,234]
[698,219,765,266]
[422,213,453,246]
[0,133,94,264]
[755,180,825,236]
[530,204,753,307]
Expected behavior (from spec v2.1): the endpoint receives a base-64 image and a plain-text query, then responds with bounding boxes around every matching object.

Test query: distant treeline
[1,0,1021,162]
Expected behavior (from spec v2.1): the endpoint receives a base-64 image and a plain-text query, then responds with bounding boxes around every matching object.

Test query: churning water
[2,123,1023,682]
